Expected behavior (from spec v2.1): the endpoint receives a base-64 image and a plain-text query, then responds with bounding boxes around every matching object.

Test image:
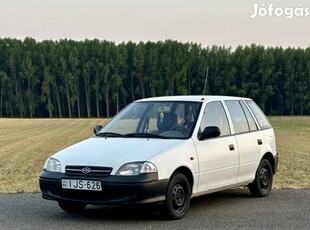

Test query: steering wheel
[170,125,190,134]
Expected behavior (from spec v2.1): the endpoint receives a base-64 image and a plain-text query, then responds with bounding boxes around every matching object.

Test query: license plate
[62,179,102,191]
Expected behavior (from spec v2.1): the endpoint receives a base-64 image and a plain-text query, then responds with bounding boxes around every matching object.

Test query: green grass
[0,117,309,193]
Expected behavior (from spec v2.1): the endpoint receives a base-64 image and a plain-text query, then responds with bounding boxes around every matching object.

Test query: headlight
[44,158,61,172]
[116,161,157,176]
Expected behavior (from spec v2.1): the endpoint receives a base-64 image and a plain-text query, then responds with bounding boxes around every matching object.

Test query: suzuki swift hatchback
[40,96,278,219]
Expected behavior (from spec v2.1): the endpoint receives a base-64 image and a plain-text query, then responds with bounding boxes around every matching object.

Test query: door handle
[229,144,235,151]
[257,139,263,145]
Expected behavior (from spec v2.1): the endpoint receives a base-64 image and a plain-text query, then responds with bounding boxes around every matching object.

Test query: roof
[136,95,251,103]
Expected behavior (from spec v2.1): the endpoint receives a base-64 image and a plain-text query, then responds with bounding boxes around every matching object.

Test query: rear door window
[240,101,258,131]
[225,100,249,134]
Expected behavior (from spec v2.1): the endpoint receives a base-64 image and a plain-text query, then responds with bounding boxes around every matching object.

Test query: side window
[225,100,249,134]
[240,101,258,131]
[199,101,231,137]
[245,100,271,129]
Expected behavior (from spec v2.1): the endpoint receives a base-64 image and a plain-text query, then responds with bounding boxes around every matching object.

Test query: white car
[39,96,278,219]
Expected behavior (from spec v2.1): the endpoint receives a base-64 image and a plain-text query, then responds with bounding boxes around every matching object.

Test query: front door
[194,101,239,191]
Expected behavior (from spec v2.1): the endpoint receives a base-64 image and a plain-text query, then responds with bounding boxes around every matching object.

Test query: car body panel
[48,137,186,175]
[193,135,239,191]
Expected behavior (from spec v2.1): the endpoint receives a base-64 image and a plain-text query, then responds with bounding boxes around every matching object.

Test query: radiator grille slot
[65,166,112,177]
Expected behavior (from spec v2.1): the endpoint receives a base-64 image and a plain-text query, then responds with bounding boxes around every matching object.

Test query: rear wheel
[249,159,273,197]
[162,173,191,219]
[58,201,86,212]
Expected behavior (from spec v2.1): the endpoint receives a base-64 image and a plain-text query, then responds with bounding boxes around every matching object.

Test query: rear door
[224,100,263,183]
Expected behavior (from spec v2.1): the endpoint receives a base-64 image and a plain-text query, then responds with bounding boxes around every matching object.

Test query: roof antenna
[203,66,209,95]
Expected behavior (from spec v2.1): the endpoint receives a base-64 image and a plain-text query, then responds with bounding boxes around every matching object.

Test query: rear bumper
[39,171,168,205]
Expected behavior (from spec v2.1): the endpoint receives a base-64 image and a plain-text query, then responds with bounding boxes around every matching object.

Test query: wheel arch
[262,152,276,175]
[170,166,194,192]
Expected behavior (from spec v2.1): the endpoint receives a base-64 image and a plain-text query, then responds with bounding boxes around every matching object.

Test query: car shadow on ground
[51,188,252,221]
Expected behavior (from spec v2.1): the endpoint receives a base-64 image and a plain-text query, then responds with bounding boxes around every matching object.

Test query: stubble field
[0,116,309,193]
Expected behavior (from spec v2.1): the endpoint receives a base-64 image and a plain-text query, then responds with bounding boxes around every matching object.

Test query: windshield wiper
[95,132,126,138]
[124,133,170,139]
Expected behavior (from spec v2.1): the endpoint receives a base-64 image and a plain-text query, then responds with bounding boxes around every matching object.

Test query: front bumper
[39,171,168,205]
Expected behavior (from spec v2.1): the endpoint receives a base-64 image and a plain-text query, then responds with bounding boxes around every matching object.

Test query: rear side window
[225,101,249,134]
[245,100,271,129]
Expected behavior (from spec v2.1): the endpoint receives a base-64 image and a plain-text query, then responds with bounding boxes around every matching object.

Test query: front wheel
[249,159,273,197]
[162,173,191,220]
[58,201,86,212]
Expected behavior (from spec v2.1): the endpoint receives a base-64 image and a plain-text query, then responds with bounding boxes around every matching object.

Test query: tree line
[0,38,309,118]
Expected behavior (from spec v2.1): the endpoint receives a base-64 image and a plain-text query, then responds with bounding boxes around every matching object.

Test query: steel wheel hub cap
[260,168,269,188]
[172,184,185,208]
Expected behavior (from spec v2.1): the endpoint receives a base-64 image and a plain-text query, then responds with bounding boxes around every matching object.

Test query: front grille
[65,166,112,177]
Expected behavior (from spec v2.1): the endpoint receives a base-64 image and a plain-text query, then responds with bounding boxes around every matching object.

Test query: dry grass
[269,116,310,189]
[0,118,104,193]
[0,116,309,193]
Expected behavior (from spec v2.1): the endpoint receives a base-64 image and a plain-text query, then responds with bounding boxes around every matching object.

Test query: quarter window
[245,100,271,129]
[199,101,231,137]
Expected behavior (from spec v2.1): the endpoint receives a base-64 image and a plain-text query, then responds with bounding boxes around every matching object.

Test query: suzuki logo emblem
[81,167,91,174]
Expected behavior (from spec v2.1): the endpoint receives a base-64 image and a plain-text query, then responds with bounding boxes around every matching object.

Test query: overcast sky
[0,0,309,48]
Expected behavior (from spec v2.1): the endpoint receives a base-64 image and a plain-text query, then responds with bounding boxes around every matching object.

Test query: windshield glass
[100,101,202,139]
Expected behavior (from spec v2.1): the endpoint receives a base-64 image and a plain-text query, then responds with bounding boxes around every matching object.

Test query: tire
[162,173,191,220]
[58,201,86,212]
[249,159,273,197]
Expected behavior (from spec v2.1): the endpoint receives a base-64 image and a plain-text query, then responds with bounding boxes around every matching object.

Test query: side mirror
[93,125,103,134]
[198,126,221,140]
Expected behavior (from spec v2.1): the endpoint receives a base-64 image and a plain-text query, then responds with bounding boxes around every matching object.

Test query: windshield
[99,101,202,139]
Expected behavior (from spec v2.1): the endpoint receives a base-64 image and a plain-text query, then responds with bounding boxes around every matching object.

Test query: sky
[0,0,309,49]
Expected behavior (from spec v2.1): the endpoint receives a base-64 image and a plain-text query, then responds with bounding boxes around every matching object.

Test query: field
[0,117,309,193]
[268,116,309,189]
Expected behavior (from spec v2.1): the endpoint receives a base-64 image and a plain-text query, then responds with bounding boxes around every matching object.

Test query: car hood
[51,137,183,174]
